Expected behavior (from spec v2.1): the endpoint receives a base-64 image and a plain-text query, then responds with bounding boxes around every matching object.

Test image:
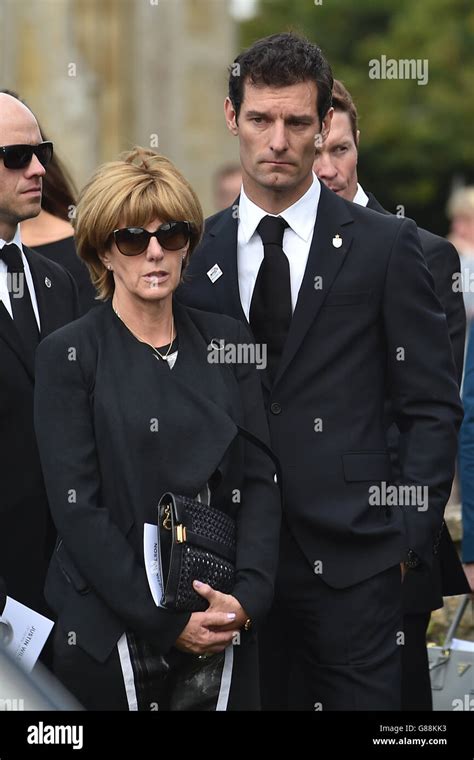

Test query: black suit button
[270,402,282,415]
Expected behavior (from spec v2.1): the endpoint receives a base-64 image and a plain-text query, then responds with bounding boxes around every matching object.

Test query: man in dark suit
[0,92,79,621]
[314,79,469,710]
[177,33,462,710]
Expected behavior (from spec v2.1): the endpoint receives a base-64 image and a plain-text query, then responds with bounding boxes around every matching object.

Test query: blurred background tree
[240,0,474,235]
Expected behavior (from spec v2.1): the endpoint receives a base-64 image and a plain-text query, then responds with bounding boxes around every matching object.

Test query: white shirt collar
[0,226,40,328]
[352,183,369,207]
[238,173,321,244]
[0,227,25,255]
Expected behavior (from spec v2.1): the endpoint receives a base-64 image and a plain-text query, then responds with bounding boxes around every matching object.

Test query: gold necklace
[113,302,175,361]
[154,324,176,361]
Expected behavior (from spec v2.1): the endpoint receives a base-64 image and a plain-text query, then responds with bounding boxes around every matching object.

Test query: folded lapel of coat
[273,185,355,387]
[160,301,240,491]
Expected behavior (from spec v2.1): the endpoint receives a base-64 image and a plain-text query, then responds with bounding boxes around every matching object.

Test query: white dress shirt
[352,183,369,207]
[0,227,41,329]
[237,174,321,320]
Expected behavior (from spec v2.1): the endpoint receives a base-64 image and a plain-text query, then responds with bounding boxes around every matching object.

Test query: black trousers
[52,621,259,711]
[401,611,432,711]
[259,522,403,711]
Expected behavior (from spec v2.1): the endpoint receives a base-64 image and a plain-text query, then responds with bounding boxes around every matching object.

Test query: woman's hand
[193,580,249,630]
[174,610,237,655]
[173,581,251,655]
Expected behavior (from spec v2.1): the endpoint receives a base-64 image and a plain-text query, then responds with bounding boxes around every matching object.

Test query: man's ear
[356,129,360,148]
[320,107,334,142]
[224,97,239,136]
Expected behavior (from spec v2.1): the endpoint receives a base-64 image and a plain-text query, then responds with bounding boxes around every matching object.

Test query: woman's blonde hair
[73,147,204,300]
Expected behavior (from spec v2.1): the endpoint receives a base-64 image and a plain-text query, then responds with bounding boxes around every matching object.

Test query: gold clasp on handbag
[175,524,187,543]
[162,504,186,541]
[162,505,172,530]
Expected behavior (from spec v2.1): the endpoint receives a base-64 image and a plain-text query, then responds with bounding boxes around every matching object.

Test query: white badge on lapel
[207,264,223,283]
[332,234,342,249]
[44,277,52,288]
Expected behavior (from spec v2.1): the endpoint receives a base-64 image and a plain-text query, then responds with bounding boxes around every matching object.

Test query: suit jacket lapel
[273,184,355,387]
[203,208,285,392]
[0,299,35,378]
[193,191,356,391]
[0,246,45,379]
[201,208,248,325]
[366,192,389,216]
[0,247,64,381]
[24,246,56,339]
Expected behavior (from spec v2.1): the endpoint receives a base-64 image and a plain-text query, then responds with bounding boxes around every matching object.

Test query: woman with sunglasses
[33,147,280,711]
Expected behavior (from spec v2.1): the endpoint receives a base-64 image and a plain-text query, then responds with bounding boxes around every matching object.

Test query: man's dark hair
[332,79,359,144]
[228,33,333,126]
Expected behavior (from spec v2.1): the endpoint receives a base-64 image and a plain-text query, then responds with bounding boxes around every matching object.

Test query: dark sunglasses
[112,221,191,256]
[0,141,53,170]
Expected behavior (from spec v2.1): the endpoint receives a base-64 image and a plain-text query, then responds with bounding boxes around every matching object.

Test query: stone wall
[0,0,239,214]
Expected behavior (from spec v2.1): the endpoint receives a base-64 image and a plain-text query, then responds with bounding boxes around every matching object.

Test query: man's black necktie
[250,215,292,382]
[1,243,39,356]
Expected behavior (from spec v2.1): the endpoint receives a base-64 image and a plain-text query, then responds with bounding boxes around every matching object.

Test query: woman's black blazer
[34,299,281,664]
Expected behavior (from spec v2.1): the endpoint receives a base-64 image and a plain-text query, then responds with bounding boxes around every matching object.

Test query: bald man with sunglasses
[0,93,79,635]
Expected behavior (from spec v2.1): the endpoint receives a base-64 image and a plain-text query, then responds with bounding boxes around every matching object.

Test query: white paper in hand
[0,597,54,672]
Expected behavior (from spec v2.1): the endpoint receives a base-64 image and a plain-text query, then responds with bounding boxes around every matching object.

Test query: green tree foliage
[240,0,474,234]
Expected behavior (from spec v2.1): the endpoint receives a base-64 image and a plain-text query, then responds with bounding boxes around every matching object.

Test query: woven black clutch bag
[157,492,236,612]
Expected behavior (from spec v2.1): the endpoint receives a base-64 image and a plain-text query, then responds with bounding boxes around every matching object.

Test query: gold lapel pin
[332,234,342,249]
